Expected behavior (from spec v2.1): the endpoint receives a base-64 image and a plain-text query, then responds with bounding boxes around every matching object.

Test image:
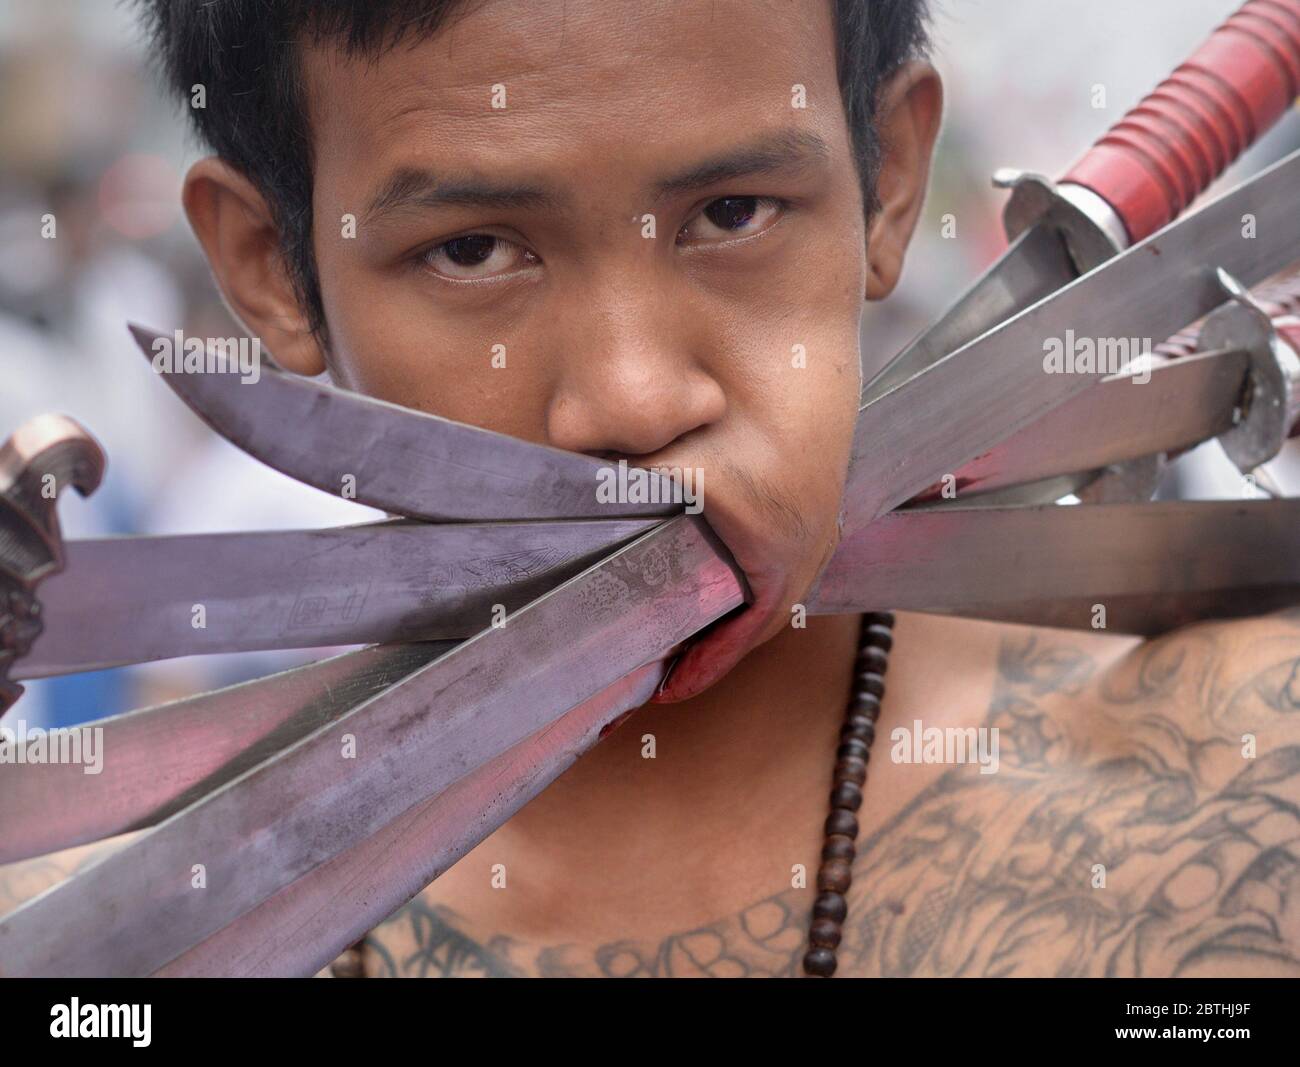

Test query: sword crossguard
[0,414,106,714]
[1199,268,1300,474]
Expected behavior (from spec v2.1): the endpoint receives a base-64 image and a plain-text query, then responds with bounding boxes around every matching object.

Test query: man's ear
[181,157,327,376]
[864,61,943,301]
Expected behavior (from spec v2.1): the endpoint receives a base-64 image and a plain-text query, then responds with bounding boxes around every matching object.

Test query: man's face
[282,0,878,698]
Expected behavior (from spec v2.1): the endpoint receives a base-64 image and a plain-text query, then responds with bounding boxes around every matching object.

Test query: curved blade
[129,324,680,522]
[14,517,659,678]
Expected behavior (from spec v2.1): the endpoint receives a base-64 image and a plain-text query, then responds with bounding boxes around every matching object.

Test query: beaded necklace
[802,611,893,978]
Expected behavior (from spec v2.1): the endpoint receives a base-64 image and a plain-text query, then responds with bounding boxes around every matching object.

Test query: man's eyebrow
[363,167,563,223]
[652,129,832,202]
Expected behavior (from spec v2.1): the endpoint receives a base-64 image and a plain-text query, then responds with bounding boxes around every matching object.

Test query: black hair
[136,0,931,341]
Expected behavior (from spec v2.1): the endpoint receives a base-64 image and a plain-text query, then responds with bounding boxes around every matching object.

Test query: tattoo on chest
[364,616,1300,977]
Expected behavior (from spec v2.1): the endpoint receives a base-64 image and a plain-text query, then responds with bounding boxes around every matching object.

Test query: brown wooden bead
[817,858,853,894]
[864,623,894,650]
[813,891,848,923]
[843,715,876,739]
[821,833,855,862]
[813,893,848,925]
[328,945,366,979]
[834,755,867,785]
[825,808,858,838]
[809,918,842,949]
[831,781,863,811]
[857,673,885,699]
[855,646,888,674]
[837,738,870,762]
[803,946,837,977]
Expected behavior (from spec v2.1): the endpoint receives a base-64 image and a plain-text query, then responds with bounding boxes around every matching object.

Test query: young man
[5,0,1299,977]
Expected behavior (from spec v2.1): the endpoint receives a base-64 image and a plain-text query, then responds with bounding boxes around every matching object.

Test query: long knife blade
[13,518,658,678]
[154,659,667,977]
[0,515,744,976]
[7,491,1296,871]
[808,498,1300,632]
[863,223,1079,402]
[13,343,1259,678]
[842,148,1300,535]
[0,642,452,865]
[906,345,1248,502]
[129,324,681,523]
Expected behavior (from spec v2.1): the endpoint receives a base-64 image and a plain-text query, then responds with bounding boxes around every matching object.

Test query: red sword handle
[1061,0,1300,244]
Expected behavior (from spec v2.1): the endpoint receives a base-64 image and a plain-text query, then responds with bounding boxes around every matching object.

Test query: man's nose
[545,281,726,458]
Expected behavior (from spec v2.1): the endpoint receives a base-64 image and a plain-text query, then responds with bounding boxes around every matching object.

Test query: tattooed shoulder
[363,609,1300,978]
[840,608,1300,977]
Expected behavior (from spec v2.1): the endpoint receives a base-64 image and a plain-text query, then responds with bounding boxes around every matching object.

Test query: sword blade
[14,518,658,678]
[0,515,743,976]
[129,325,680,523]
[14,345,1254,678]
[0,642,452,865]
[809,498,1300,632]
[843,148,1300,534]
[10,491,1295,867]
[154,660,666,977]
[863,223,1078,402]
[909,346,1249,502]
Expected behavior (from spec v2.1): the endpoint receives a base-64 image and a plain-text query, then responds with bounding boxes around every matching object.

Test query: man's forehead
[299,0,844,183]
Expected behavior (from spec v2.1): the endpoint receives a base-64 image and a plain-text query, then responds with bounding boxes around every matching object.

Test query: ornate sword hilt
[0,414,105,715]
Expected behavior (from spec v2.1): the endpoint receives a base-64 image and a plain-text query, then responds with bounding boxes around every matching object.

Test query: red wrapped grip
[1061,0,1300,243]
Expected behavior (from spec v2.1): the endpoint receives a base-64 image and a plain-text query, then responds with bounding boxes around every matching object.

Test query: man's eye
[678,196,783,244]
[421,234,538,280]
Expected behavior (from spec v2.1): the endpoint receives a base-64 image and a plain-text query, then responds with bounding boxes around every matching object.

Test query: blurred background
[1,0,1297,726]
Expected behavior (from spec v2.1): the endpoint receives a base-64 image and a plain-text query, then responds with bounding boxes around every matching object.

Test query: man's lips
[603,447,836,704]
[649,522,796,704]
[651,596,775,703]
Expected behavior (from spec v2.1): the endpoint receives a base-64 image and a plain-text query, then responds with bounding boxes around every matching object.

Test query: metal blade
[15,518,658,678]
[863,224,1077,402]
[14,334,1260,679]
[0,642,452,865]
[809,498,1300,633]
[12,485,1294,859]
[154,660,666,977]
[0,515,744,976]
[15,344,1254,678]
[907,346,1248,502]
[842,148,1300,535]
[930,588,1300,635]
[129,325,680,522]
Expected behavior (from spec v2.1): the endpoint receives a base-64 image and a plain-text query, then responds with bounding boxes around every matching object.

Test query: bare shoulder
[1094,606,1300,740]
[838,610,1300,977]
